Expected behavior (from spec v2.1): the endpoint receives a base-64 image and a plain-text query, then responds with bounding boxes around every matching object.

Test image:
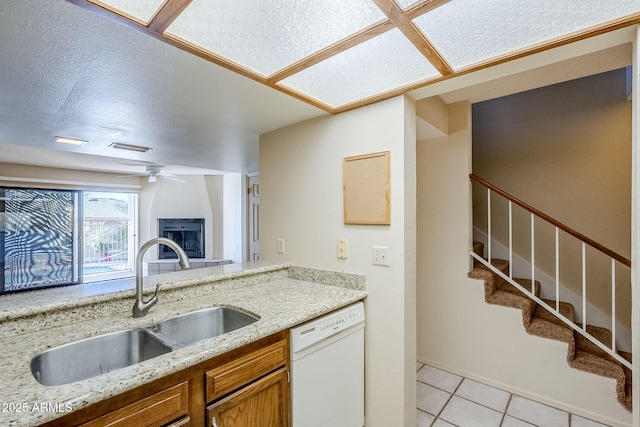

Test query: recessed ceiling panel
[413,0,640,70]
[165,0,387,77]
[278,28,441,109]
[89,0,166,25]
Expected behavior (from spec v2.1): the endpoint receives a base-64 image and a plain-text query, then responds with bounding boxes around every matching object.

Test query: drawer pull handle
[212,416,218,427]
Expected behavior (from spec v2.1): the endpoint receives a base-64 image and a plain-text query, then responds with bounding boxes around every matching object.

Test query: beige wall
[0,164,234,261]
[139,175,234,260]
[416,101,632,426]
[472,68,632,325]
[260,96,417,426]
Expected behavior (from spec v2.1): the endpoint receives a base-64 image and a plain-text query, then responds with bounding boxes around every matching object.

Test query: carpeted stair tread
[473,242,484,257]
[534,300,575,324]
[467,249,633,412]
[526,300,575,343]
[573,325,619,365]
[473,258,509,275]
[570,349,624,380]
[620,352,633,410]
[486,289,532,311]
[498,278,541,298]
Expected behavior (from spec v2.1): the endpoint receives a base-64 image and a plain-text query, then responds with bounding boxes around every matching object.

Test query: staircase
[469,241,632,412]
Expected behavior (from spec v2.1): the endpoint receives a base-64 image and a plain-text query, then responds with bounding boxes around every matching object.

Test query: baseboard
[416,356,631,427]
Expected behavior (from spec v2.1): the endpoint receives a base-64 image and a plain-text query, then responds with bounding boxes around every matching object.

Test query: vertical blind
[0,188,80,293]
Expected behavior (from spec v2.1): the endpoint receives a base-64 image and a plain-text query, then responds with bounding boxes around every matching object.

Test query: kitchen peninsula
[0,261,367,426]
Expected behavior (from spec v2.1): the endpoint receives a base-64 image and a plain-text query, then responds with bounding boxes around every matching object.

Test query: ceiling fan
[119,165,185,183]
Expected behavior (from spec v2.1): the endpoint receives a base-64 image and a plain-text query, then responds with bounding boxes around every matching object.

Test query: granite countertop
[0,261,367,426]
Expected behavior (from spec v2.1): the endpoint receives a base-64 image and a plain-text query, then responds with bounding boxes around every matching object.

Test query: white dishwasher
[290,301,365,427]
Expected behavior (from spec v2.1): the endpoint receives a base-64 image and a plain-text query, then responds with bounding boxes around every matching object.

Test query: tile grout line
[437,377,467,425]
[500,393,514,426]
[417,363,608,427]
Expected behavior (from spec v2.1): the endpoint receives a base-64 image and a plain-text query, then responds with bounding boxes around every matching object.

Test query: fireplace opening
[158,218,205,259]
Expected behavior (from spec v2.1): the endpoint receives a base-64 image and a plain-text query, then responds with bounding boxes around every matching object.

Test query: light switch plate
[372,246,390,266]
[337,239,348,259]
[277,239,285,254]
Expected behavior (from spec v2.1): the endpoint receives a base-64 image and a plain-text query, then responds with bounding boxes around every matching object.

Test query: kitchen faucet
[133,237,191,318]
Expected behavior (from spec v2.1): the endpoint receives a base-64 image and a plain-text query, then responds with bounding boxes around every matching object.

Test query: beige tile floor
[416,362,611,427]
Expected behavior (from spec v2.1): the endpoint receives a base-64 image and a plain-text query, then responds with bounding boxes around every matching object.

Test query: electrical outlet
[337,239,348,259]
[372,246,390,266]
[277,239,285,254]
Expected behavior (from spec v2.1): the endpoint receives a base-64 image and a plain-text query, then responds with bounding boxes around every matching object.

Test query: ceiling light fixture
[109,142,151,153]
[54,136,88,146]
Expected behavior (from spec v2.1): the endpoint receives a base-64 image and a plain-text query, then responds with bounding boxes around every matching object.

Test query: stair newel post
[582,242,587,331]
[487,188,492,264]
[611,257,616,352]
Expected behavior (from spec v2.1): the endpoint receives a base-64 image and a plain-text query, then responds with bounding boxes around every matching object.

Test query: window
[82,192,137,283]
[0,188,137,294]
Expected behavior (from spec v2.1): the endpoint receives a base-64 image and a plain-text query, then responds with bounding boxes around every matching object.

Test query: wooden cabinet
[79,382,189,427]
[42,331,289,427]
[205,339,287,402]
[205,339,289,427]
[206,368,289,427]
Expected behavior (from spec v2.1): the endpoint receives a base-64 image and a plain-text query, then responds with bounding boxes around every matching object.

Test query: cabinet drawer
[206,368,289,427]
[206,339,287,403]
[80,381,189,427]
[166,416,191,427]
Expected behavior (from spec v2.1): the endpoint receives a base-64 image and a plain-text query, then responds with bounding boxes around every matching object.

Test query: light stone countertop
[0,261,367,426]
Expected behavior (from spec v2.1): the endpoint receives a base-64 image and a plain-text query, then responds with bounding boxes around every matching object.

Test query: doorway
[247,174,260,261]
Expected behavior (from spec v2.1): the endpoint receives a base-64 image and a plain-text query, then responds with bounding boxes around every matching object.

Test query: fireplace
[158,218,205,259]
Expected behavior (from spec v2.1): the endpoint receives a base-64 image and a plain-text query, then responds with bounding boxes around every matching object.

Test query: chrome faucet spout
[133,237,191,318]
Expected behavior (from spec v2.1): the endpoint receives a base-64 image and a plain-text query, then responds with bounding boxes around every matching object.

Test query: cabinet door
[207,368,289,427]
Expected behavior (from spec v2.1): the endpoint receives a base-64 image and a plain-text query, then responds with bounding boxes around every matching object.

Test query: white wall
[222,173,243,263]
[630,25,640,425]
[203,175,224,259]
[139,175,243,261]
[416,101,632,426]
[260,96,417,426]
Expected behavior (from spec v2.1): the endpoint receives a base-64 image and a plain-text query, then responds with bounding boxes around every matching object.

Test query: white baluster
[555,227,560,312]
[582,242,587,331]
[487,188,492,263]
[611,257,616,351]
[531,213,535,293]
[509,201,513,278]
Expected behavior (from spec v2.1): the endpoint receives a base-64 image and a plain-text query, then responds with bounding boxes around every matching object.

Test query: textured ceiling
[0,0,637,177]
[74,0,640,111]
[0,0,326,175]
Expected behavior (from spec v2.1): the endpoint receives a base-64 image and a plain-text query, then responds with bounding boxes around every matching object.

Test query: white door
[247,174,260,261]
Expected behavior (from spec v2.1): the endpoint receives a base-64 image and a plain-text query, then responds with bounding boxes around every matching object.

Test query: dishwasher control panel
[290,302,364,353]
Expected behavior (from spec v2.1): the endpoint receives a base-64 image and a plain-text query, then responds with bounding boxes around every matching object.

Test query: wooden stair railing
[469,173,632,372]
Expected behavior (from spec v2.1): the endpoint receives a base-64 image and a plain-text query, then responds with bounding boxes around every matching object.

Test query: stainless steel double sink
[30,307,259,386]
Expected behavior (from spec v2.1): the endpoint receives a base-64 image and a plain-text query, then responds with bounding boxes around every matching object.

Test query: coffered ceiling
[71,0,640,112]
[0,0,637,176]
